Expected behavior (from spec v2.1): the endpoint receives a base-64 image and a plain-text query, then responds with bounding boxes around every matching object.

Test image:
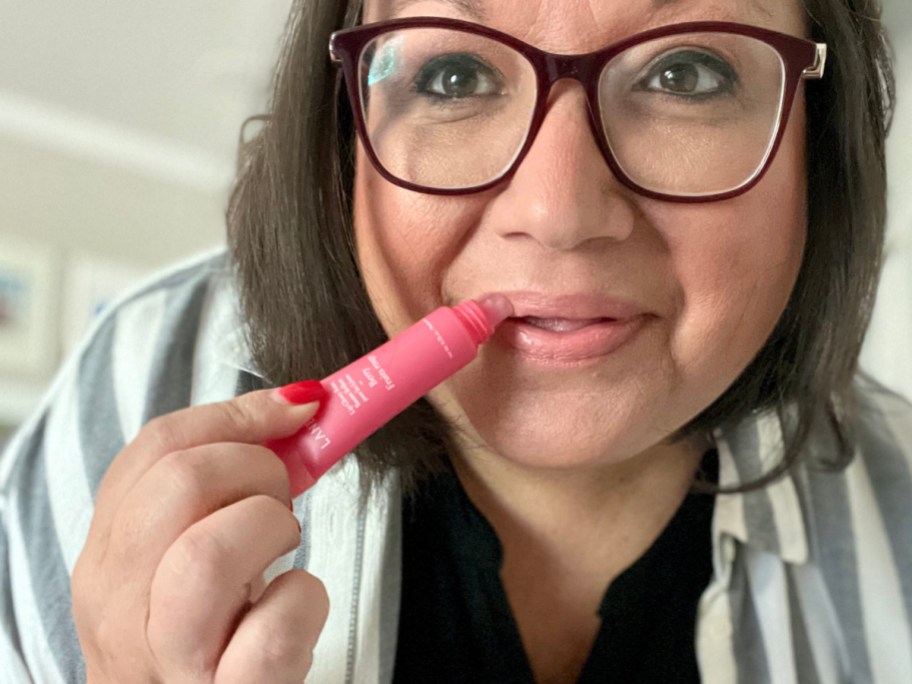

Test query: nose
[487,80,637,251]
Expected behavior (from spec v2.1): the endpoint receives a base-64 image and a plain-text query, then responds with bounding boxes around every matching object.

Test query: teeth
[521,317,606,332]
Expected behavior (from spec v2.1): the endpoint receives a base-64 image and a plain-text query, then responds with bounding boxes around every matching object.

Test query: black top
[393,451,717,683]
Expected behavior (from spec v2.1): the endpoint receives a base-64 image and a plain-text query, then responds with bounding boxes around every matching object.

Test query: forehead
[366,0,806,51]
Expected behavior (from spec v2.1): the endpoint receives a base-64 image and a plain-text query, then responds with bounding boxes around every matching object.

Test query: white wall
[0,1,292,427]
[861,0,912,401]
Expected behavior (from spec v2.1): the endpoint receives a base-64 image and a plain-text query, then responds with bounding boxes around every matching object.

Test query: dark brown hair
[227,0,895,493]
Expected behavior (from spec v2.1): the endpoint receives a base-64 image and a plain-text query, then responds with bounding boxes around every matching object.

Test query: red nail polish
[277,380,327,405]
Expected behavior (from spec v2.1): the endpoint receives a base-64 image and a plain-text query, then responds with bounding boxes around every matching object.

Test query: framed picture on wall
[61,251,149,357]
[0,238,58,378]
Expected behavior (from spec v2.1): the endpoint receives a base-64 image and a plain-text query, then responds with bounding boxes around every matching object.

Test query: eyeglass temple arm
[329,35,343,65]
[802,43,827,79]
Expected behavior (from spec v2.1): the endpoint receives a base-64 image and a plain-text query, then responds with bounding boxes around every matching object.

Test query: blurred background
[0,1,910,442]
[0,0,290,438]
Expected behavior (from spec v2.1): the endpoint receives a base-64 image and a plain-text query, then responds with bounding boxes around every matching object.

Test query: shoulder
[787,375,912,678]
[79,247,236,371]
[799,373,912,493]
[1,247,255,513]
[799,370,912,507]
[795,373,912,586]
[838,373,912,538]
[0,249,254,680]
[57,249,246,442]
[2,247,250,492]
[806,374,912,510]
[1,246,252,580]
[852,373,912,466]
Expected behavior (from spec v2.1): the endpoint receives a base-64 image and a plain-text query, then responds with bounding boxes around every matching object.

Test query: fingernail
[274,380,327,405]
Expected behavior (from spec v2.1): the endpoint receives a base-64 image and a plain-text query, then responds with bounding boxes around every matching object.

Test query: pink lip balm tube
[267,294,513,496]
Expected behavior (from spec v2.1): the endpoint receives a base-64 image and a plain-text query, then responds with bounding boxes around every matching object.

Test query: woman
[1,0,907,682]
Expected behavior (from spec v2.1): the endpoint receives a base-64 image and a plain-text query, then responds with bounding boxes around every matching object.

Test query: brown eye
[659,63,700,93]
[437,63,481,97]
[415,53,504,99]
[639,49,737,99]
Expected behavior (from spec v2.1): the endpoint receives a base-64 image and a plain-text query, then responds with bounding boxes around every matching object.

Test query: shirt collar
[712,410,810,564]
[208,263,264,380]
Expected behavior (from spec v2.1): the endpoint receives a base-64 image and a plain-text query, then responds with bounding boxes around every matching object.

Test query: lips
[488,292,652,364]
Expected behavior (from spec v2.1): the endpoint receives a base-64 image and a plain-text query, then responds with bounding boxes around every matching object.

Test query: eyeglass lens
[357,28,786,196]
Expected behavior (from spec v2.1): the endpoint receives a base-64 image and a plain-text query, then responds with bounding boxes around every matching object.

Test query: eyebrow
[388,0,487,21]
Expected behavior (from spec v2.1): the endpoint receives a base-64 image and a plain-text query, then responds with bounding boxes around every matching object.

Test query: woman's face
[353,0,809,471]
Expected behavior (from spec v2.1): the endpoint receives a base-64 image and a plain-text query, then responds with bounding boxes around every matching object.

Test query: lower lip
[495,316,649,365]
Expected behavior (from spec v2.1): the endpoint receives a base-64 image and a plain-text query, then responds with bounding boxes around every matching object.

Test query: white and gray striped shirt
[2,251,911,683]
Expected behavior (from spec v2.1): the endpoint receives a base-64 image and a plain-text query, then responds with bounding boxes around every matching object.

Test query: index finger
[94,385,324,520]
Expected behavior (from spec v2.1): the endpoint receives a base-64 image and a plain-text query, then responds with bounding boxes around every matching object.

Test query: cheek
[662,132,807,385]
[352,147,484,331]
[673,226,803,360]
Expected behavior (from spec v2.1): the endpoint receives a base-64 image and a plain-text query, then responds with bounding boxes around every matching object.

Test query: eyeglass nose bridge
[523,51,616,179]
[533,52,611,145]
[532,51,609,143]
[540,51,605,88]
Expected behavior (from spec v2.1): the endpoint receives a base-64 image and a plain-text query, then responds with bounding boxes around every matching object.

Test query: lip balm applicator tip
[476,293,514,326]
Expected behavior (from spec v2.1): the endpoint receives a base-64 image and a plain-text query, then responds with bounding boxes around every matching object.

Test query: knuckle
[94,613,124,656]
[250,619,301,670]
[75,583,142,677]
[235,495,301,558]
[213,399,253,436]
[161,527,228,589]
[296,570,328,603]
[252,494,300,546]
[138,415,183,454]
[157,451,206,500]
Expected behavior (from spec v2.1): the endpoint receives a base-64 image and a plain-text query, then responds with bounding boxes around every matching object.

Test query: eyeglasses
[330,18,826,202]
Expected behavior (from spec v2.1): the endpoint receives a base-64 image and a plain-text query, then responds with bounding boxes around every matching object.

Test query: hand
[71,387,330,683]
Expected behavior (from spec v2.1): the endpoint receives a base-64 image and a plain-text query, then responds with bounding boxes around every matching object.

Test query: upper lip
[486,291,650,321]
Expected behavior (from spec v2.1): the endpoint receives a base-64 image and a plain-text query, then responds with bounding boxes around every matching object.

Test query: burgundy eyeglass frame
[329,17,827,203]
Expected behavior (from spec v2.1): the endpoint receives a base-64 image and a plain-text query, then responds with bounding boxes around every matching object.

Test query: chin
[457,404,654,472]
